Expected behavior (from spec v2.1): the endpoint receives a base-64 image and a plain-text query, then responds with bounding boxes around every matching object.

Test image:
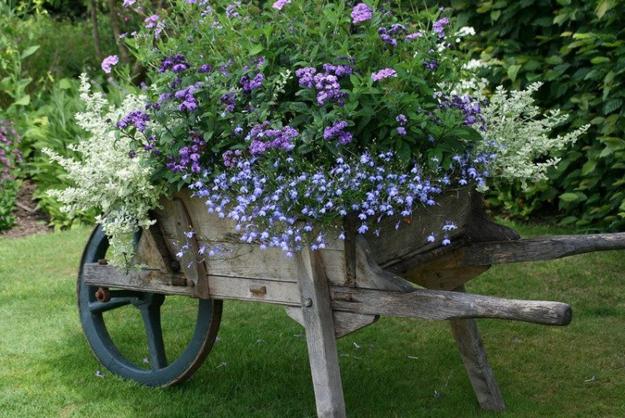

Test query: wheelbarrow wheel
[77,225,222,387]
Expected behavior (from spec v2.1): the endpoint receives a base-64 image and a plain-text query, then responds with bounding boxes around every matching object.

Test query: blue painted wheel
[77,225,222,387]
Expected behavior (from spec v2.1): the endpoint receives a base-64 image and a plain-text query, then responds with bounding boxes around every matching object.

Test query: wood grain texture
[449,287,505,411]
[83,264,301,305]
[456,232,625,266]
[83,263,571,325]
[297,248,346,418]
[331,287,572,325]
[285,307,378,338]
[172,199,211,298]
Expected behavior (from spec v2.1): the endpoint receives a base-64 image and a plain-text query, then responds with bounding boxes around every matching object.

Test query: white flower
[45,75,165,266]
[478,83,589,188]
[456,26,476,37]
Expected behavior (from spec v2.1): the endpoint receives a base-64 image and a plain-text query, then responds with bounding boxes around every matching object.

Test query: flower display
[351,3,373,24]
[51,1,587,266]
[101,55,119,74]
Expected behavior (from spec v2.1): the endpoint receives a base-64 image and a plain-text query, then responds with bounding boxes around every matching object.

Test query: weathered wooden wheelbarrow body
[79,189,625,417]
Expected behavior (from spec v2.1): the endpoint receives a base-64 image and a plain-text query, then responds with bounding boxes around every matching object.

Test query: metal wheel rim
[76,225,222,387]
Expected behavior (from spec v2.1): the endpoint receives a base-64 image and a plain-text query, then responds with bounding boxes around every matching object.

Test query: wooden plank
[297,248,346,418]
[83,264,301,305]
[172,198,211,298]
[330,287,572,326]
[83,264,193,296]
[449,287,505,411]
[83,263,571,325]
[456,233,625,266]
[285,307,378,338]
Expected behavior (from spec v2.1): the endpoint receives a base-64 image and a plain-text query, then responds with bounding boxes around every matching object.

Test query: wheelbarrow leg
[297,248,347,418]
[449,286,506,411]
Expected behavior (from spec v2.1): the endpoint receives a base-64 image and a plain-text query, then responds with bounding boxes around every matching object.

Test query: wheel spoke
[89,298,134,313]
[140,301,168,370]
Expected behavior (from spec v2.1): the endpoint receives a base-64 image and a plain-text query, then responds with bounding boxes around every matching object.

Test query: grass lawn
[1,223,624,417]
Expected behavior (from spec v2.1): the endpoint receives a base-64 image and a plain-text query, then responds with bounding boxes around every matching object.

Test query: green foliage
[22,78,98,228]
[0,180,19,231]
[451,0,625,231]
[0,3,111,228]
[0,121,21,231]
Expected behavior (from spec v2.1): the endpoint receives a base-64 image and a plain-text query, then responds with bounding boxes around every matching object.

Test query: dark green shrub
[450,0,625,231]
[0,121,21,231]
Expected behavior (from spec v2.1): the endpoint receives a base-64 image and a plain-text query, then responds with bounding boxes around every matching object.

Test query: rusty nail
[95,287,111,302]
[250,286,267,297]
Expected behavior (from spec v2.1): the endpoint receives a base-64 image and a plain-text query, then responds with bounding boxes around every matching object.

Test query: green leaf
[58,79,73,90]
[591,56,610,65]
[14,95,30,106]
[20,45,40,60]
[559,192,580,202]
[507,64,522,82]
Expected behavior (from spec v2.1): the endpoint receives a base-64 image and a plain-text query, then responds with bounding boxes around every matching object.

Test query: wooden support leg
[450,287,505,411]
[297,248,347,418]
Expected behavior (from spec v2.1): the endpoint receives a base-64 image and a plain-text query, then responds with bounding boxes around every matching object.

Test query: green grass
[1,224,624,417]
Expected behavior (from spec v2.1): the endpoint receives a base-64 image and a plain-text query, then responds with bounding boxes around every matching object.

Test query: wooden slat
[83,264,300,305]
[449,287,505,411]
[458,233,625,266]
[330,287,572,326]
[83,264,572,325]
[83,264,192,296]
[285,307,378,338]
[297,248,346,418]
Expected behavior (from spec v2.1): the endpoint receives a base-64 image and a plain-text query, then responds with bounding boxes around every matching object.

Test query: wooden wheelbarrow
[78,189,625,417]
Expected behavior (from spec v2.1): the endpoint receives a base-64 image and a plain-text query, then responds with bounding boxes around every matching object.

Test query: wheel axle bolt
[304,298,313,307]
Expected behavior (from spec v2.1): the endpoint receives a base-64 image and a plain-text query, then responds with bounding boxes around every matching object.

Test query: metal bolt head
[303,298,313,307]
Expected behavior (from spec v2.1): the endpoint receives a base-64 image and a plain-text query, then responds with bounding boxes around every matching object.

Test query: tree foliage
[451,0,625,230]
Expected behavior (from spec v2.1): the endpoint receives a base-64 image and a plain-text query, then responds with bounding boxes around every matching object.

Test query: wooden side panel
[155,192,353,288]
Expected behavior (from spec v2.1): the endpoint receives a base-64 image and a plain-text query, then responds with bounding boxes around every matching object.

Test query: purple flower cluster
[0,121,21,182]
[296,64,350,106]
[405,31,423,41]
[226,3,240,18]
[117,111,150,132]
[323,63,353,77]
[144,14,164,38]
[220,92,237,113]
[433,17,450,39]
[424,59,439,71]
[159,54,189,73]
[166,134,206,173]
[239,73,264,93]
[143,135,160,155]
[247,122,299,156]
[186,151,454,254]
[272,0,291,10]
[437,93,485,128]
[144,15,159,29]
[101,55,118,74]
[371,68,397,82]
[295,67,316,88]
[351,3,373,24]
[198,64,213,73]
[378,24,406,47]
[323,121,353,145]
[222,149,242,168]
[175,84,201,112]
[395,114,407,136]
